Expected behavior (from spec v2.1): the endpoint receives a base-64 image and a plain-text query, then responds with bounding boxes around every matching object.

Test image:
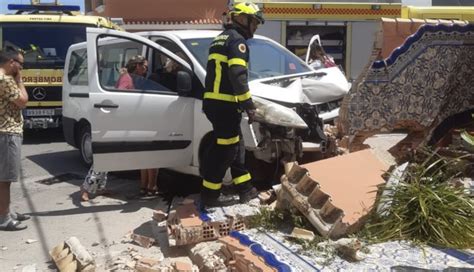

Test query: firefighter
[200,2,264,207]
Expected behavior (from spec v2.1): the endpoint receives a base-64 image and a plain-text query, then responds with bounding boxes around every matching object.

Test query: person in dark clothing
[200,2,264,207]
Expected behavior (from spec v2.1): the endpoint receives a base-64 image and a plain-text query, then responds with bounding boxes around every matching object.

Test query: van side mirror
[176,71,192,96]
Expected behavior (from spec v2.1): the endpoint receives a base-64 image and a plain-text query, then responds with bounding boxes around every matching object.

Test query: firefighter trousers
[201,104,253,198]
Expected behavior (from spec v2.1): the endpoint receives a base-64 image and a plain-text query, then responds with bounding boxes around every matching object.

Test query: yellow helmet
[229,2,264,24]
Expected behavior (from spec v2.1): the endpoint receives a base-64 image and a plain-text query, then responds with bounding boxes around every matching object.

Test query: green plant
[364,150,474,249]
[460,113,474,148]
[248,207,287,230]
[248,207,319,232]
[460,130,474,146]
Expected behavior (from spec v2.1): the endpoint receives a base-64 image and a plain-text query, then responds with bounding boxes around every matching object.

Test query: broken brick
[131,233,156,248]
[49,237,95,272]
[152,210,168,222]
[290,227,315,241]
[139,258,160,267]
[167,203,248,246]
[219,236,275,272]
[258,190,276,205]
[174,261,193,272]
[135,260,160,272]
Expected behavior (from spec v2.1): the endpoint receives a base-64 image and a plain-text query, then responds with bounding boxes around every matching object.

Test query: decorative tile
[238,230,474,271]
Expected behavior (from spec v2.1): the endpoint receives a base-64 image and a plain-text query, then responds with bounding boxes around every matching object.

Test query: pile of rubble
[48,114,474,271]
[49,141,400,271]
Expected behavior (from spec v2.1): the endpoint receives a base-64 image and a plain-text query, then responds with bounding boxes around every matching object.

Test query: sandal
[12,212,31,221]
[146,189,158,197]
[0,220,27,231]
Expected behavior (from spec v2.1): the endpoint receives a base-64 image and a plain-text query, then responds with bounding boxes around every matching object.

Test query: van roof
[134,30,268,41]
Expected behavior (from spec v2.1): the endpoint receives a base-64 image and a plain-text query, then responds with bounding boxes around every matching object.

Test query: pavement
[0,129,190,271]
[0,174,176,271]
[4,131,472,271]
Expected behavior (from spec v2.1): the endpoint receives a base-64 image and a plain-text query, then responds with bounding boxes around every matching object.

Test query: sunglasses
[12,58,24,67]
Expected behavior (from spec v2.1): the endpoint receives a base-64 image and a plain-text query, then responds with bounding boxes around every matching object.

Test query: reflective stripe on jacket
[204,28,253,109]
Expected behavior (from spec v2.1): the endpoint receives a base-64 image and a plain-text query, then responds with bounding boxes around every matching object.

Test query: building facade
[84,0,226,30]
[84,0,474,80]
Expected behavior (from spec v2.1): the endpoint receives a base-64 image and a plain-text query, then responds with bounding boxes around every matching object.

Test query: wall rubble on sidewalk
[278,149,389,238]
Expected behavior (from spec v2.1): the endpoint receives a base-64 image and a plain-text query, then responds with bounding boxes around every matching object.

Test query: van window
[97,35,186,93]
[151,37,192,66]
[182,37,311,80]
[97,39,144,88]
[67,48,88,86]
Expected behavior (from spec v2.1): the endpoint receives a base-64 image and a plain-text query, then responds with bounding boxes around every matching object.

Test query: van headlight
[252,96,308,129]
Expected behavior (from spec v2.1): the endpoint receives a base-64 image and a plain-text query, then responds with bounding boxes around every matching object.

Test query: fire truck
[0,0,120,129]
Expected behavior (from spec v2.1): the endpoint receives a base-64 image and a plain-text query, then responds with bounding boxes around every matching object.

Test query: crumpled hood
[249,67,350,105]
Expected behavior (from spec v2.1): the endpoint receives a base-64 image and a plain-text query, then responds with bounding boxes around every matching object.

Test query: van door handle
[94,103,119,109]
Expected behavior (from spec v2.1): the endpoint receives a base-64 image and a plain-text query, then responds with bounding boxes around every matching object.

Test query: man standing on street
[200,2,264,207]
[0,49,30,231]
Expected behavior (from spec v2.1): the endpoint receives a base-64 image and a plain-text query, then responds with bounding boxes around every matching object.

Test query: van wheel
[78,124,93,167]
[198,132,277,189]
[198,132,215,176]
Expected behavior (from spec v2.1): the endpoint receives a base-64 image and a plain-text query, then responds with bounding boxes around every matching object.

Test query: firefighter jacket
[203,27,255,111]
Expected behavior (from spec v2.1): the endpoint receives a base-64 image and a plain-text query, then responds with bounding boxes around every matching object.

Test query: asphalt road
[0,129,185,271]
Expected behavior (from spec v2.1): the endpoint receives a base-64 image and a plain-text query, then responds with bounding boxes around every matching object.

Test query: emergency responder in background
[200,2,264,207]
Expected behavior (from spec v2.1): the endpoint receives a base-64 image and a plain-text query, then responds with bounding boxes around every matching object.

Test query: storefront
[251,1,473,81]
[251,2,401,81]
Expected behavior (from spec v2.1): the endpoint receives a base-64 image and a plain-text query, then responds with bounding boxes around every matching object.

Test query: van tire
[78,123,93,167]
[198,132,215,176]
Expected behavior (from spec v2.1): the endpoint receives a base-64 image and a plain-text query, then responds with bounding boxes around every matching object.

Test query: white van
[63,28,347,177]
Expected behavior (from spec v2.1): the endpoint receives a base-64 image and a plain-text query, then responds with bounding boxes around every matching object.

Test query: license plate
[25,109,55,116]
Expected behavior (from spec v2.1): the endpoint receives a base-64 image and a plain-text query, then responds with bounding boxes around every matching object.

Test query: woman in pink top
[118,55,159,197]
[115,55,148,89]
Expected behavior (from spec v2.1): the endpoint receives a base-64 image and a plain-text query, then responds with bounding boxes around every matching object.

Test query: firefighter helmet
[229,2,264,24]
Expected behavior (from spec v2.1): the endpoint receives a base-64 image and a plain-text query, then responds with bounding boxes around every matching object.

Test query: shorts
[0,133,22,182]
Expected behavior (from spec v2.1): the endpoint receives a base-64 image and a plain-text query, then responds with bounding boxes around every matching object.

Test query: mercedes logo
[32,87,46,100]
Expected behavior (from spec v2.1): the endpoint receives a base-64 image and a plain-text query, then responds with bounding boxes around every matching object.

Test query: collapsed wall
[278,149,389,239]
[339,19,474,152]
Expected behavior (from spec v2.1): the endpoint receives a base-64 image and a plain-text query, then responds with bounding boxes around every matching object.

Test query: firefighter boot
[200,190,238,208]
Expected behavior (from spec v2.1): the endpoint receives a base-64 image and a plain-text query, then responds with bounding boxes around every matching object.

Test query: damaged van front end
[243,67,349,164]
[244,96,307,164]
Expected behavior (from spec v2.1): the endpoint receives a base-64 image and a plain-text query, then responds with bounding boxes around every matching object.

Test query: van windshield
[0,23,91,69]
[182,37,311,80]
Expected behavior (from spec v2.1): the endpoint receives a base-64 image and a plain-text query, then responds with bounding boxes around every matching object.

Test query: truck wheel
[78,124,93,167]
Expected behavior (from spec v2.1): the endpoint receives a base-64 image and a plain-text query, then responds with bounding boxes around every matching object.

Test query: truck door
[86,28,195,172]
